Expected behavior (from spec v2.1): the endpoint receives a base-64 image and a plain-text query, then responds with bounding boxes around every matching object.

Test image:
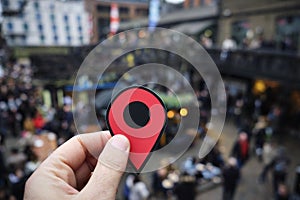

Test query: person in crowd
[129,175,150,200]
[0,186,9,200]
[276,184,291,200]
[152,165,168,198]
[8,165,27,200]
[231,132,250,168]
[267,106,282,135]
[233,94,244,127]
[254,128,266,162]
[222,157,240,200]
[238,118,253,141]
[124,173,135,200]
[222,37,237,50]
[182,156,198,176]
[0,140,6,187]
[0,102,8,143]
[33,111,45,133]
[174,172,197,200]
[23,116,35,133]
[266,147,290,194]
[220,37,237,61]
[200,35,213,48]
[7,94,19,137]
[7,148,26,169]
[202,142,225,168]
[199,89,211,118]
[258,141,277,183]
[23,144,40,176]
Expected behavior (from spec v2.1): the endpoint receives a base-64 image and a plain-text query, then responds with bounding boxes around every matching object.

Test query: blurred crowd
[199,31,297,53]
[0,44,299,200]
[0,57,299,200]
[122,84,300,200]
[0,58,76,200]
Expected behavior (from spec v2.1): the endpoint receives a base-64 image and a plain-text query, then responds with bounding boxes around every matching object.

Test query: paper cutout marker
[106,86,167,172]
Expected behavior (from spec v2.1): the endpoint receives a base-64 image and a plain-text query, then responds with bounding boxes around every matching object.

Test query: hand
[24,131,130,200]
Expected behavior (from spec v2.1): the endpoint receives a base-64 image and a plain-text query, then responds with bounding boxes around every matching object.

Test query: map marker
[106,86,167,172]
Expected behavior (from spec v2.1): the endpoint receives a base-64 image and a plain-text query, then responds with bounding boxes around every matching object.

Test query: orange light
[167,110,175,119]
[254,80,266,93]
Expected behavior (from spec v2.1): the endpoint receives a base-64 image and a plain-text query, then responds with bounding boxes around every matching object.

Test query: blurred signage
[165,0,185,4]
[110,3,119,34]
[149,0,160,31]
[14,47,69,57]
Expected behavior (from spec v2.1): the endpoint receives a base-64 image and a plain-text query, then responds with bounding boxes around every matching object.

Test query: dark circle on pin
[123,101,150,129]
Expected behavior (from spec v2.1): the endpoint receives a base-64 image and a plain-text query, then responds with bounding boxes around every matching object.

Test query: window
[189,0,194,7]
[2,0,8,8]
[79,36,83,43]
[52,25,57,33]
[34,1,39,10]
[203,0,214,6]
[136,8,148,16]
[9,35,15,44]
[7,22,13,31]
[64,15,69,22]
[78,26,82,32]
[21,35,26,43]
[18,0,23,7]
[98,18,110,41]
[53,35,58,43]
[36,13,42,21]
[120,7,129,15]
[67,35,72,43]
[97,5,110,13]
[65,26,70,32]
[50,3,55,11]
[50,14,55,22]
[18,10,24,18]
[23,23,28,32]
[40,35,45,42]
[77,15,81,22]
[38,24,43,31]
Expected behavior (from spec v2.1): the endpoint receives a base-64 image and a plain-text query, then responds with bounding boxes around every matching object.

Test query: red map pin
[106,86,167,172]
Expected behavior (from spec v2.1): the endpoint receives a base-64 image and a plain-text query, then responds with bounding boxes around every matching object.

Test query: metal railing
[29,46,300,85]
[207,48,300,85]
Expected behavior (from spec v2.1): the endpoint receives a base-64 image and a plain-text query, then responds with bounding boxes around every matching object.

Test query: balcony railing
[29,46,300,86]
[207,48,300,85]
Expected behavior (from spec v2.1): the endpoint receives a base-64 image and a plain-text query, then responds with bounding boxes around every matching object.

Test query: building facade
[218,0,300,52]
[84,0,148,43]
[2,0,91,46]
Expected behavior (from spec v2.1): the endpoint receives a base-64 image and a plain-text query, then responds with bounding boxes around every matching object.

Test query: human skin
[24,131,130,200]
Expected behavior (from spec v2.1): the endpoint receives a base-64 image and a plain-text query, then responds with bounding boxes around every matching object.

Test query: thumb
[78,134,130,200]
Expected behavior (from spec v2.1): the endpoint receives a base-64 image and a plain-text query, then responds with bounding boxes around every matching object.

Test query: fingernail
[111,135,129,151]
[102,131,111,140]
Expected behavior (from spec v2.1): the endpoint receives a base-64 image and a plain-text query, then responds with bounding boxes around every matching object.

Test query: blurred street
[199,121,300,200]
[114,120,300,200]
